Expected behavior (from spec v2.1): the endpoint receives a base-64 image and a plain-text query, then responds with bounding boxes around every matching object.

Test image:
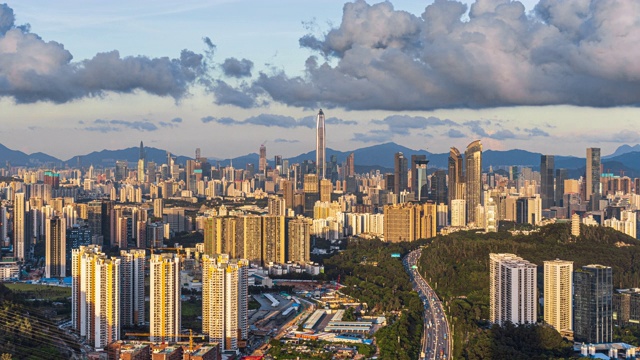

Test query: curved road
[404,247,452,360]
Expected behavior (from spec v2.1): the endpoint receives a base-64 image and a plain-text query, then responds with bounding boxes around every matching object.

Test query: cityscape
[2,1,640,360]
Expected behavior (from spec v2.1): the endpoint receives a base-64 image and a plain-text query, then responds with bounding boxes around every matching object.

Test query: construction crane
[125,329,205,352]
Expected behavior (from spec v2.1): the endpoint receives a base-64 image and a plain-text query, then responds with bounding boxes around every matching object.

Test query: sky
[1,0,640,161]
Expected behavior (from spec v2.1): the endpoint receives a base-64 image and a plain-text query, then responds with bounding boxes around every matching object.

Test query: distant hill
[0,143,63,167]
[3,141,640,176]
[66,146,191,167]
[605,144,640,158]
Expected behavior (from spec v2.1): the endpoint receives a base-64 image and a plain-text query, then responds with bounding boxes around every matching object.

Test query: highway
[404,247,451,360]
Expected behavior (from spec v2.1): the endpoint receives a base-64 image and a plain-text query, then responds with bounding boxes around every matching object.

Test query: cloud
[207,80,260,108]
[464,120,549,140]
[82,119,160,133]
[446,129,466,138]
[221,57,254,78]
[200,113,357,128]
[242,0,640,110]
[524,127,550,137]
[351,129,393,143]
[589,130,640,143]
[372,115,458,135]
[0,4,205,104]
[171,117,183,123]
[274,138,300,143]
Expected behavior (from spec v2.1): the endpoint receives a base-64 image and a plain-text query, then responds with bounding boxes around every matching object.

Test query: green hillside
[419,223,640,359]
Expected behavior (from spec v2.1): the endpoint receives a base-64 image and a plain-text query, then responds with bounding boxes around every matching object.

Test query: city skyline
[2,0,640,160]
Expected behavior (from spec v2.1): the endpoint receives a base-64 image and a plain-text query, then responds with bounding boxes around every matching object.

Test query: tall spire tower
[316,109,326,180]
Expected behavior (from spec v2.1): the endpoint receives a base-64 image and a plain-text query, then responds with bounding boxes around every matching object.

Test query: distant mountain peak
[606,144,640,158]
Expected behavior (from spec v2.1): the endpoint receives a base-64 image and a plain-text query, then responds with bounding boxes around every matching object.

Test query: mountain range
[2,142,640,178]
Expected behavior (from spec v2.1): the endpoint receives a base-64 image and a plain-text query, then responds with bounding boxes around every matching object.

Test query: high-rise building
[489,253,537,326]
[394,152,409,196]
[344,153,355,178]
[303,174,319,218]
[544,259,573,336]
[262,216,285,264]
[72,245,121,350]
[571,213,581,237]
[13,192,26,261]
[115,160,128,182]
[574,264,613,343]
[120,249,146,327]
[555,169,568,207]
[465,141,483,224]
[259,144,267,174]
[320,179,332,203]
[236,215,262,263]
[540,155,555,209]
[586,148,601,201]
[429,170,447,205]
[153,198,164,219]
[450,199,466,227]
[150,253,181,343]
[383,203,436,242]
[411,155,427,198]
[448,147,464,208]
[287,217,312,264]
[45,216,66,278]
[316,109,326,180]
[202,254,249,351]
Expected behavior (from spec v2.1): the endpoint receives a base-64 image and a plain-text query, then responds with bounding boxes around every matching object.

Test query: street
[403,248,452,360]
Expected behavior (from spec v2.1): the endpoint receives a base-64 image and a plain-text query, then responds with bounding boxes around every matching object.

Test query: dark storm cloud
[221,57,254,78]
[0,4,205,104]
[231,0,640,111]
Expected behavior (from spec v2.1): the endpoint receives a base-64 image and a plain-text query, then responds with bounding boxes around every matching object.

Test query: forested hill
[0,283,81,359]
[419,223,640,359]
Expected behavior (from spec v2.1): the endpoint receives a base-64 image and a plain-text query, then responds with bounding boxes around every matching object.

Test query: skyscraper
[555,168,568,207]
[287,217,312,264]
[540,155,555,209]
[429,170,447,205]
[586,148,601,201]
[344,152,355,178]
[411,154,427,197]
[45,216,66,278]
[259,144,267,175]
[13,192,26,261]
[448,147,464,208]
[120,249,146,327]
[489,253,537,326]
[202,254,249,351]
[137,141,145,183]
[465,141,483,224]
[544,259,573,336]
[394,152,408,196]
[150,253,181,343]
[574,264,613,343]
[316,109,326,180]
[72,245,121,350]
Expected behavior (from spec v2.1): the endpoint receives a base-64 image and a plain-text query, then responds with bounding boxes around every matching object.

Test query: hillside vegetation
[419,223,640,359]
[324,238,425,360]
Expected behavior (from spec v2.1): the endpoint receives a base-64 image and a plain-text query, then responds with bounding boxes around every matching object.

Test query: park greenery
[324,238,425,360]
[419,222,640,359]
